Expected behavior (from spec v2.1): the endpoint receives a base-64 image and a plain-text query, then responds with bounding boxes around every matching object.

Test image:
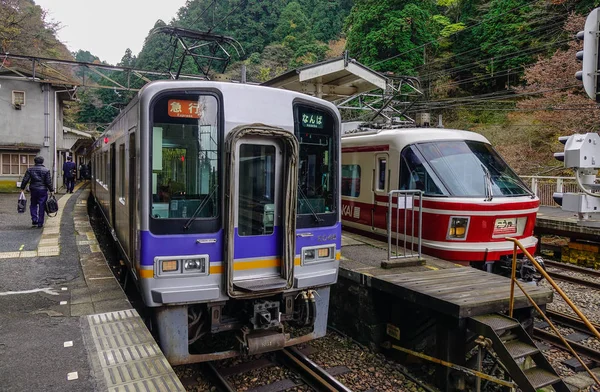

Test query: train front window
[415,141,531,197]
[399,146,446,196]
[294,105,338,228]
[150,94,219,229]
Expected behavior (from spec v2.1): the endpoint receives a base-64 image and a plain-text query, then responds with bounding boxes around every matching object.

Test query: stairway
[468,313,571,392]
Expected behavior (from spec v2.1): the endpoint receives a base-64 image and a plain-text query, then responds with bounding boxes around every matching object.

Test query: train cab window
[415,141,531,197]
[377,157,387,191]
[294,105,338,228]
[341,164,361,197]
[149,94,220,234]
[399,146,445,196]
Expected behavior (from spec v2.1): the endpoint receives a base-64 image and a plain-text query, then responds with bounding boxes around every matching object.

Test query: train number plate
[493,218,517,235]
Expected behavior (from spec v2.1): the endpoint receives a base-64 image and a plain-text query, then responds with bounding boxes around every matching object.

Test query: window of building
[341,164,361,197]
[12,91,25,106]
[1,153,36,175]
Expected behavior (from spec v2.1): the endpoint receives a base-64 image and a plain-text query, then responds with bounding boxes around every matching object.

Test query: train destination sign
[168,99,202,119]
[301,112,324,129]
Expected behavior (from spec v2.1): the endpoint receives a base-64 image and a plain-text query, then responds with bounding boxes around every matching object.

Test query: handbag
[45,194,59,217]
[18,191,27,213]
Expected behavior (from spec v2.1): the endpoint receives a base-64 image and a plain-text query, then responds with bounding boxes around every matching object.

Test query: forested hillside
[0,0,71,59]
[12,0,600,174]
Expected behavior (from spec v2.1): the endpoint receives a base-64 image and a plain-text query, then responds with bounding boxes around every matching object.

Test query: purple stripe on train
[233,227,282,259]
[295,223,342,252]
[139,222,341,267]
[140,230,224,266]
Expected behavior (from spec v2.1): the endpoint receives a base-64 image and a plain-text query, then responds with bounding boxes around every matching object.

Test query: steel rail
[545,270,600,290]
[278,347,353,392]
[533,328,600,363]
[544,260,600,278]
[546,310,600,336]
[205,362,236,392]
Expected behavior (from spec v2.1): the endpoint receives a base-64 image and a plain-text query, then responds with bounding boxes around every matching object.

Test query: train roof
[341,125,490,151]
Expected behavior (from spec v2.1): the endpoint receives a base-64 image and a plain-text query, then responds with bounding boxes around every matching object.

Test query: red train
[341,122,539,275]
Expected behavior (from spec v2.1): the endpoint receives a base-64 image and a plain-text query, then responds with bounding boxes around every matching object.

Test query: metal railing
[520,176,578,207]
[506,238,600,386]
[387,190,423,260]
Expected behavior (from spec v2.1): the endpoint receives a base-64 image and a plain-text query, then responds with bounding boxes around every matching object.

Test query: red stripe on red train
[372,195,539,211]
[342,144,389,153]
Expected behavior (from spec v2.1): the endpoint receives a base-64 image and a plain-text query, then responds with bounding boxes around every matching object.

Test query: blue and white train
[90,80,341,364]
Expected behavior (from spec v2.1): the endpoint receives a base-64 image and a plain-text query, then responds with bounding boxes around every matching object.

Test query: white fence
[520,176,578,207]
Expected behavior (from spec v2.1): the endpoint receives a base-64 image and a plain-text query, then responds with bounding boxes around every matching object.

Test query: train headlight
[155,255,209,277]
[184,258,207,273]
[447,217,469,240]
[302,245,335,265]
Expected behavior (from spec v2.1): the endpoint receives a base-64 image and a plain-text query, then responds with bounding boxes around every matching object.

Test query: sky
[34,0,188,65]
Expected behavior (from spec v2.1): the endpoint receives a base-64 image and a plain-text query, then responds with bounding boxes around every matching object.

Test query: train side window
[341,164,360,197]
[119,144,125,202]
[376,157,387,191]
[399,146,446,196]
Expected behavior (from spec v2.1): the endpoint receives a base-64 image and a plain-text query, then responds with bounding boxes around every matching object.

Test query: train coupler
[240,326,288,355]
[249,300,281,330]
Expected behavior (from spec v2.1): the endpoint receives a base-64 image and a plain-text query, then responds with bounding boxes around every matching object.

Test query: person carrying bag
[20,155,54,228]
[46,194,59,217]
[18,191,27,213]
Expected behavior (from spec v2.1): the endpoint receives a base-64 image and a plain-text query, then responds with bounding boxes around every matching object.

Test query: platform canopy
[261,55,389,102]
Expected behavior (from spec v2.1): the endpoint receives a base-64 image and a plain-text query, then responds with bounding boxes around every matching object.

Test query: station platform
[339,232,553,318]
[0,184,184,392]
[536,206,600,241]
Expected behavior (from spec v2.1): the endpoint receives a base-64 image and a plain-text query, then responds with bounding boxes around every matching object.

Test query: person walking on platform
[63,156,76,193]
[20,155,54,228]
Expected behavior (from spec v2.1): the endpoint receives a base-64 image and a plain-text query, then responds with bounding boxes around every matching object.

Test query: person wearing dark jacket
[21,155,54,228]
[63,156,76,193]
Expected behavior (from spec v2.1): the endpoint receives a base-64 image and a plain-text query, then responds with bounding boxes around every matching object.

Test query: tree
[345,0,440,75]
[504,12,600,174]
[0,0,70,59]
[273,2,313,49]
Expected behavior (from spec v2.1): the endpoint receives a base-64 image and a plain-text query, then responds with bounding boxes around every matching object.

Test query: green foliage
[345,0,439,74]
[274,2,313,47]
[0,0,70,58]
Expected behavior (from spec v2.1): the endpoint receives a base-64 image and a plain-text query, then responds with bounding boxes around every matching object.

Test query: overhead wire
[417,28,570,82]
[413,14,567,73]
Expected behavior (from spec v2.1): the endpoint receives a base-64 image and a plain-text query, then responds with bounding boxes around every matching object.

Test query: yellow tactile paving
[0,182,96,260]
[19,251,37,258]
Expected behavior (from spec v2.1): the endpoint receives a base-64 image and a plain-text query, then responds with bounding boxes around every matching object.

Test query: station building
[0,68,92,192]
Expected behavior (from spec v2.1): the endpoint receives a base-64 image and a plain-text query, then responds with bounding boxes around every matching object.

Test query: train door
[372,153,389,231]
[224,126,298,298]
[128,132,137,276]
[110,143,116,227]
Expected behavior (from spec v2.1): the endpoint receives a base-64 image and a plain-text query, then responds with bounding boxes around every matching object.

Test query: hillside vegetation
[10,0,600,174]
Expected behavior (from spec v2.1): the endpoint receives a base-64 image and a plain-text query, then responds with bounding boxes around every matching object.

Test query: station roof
[261,56,388,102]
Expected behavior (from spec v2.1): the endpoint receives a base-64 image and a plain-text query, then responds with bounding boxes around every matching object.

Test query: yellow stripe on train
[139,251,340,277]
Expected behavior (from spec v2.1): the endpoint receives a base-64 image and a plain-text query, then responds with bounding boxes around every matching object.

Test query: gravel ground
[173,330,430,391]
[301,331,428,392]
[534,259,600,387]
[539,264,600,325]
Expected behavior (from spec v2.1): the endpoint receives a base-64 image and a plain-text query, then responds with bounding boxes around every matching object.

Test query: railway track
[205,347,353,392]
[543,260,600,291]
[533,310,600,363]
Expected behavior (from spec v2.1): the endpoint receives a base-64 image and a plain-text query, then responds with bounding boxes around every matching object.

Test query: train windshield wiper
[497,175,536,198]
[298,186,323,223]
[183,185,218,230]
[481,164,494,201]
